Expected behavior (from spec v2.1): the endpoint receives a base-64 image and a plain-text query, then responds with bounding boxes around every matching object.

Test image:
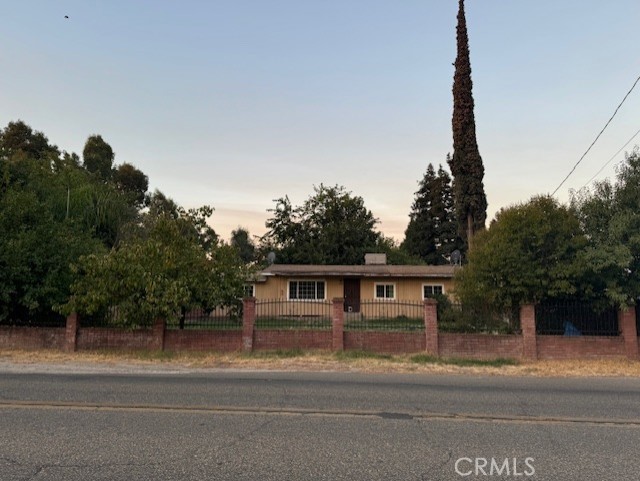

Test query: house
[249,254,457,315]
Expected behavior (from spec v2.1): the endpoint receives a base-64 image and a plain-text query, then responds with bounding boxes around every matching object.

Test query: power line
[579,126,640,190]
[551,74,640,196]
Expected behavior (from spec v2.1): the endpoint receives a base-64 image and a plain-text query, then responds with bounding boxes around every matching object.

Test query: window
[289,280,325,300]
[375,283,395,300]
[243,284,255,298]
[423,284,444,298]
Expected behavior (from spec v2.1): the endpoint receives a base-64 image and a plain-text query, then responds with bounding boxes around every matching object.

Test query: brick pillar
[520,304,537,360]
[242,297,256,352]
[424,299,438,356]
[332,298,345,351]
[152,318,166,351]
[619,306,638,360]
[64,312,78,352]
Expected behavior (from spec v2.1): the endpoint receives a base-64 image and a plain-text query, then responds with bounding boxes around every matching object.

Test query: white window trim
[374,282,396,300]
[287,279,327,301]
[243,284,256,298]
[422,283,445,299]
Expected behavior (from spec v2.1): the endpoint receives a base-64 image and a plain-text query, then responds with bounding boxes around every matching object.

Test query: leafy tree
[449,0,487,249]
[231,227,257,264]
[376,236,424,265]
[455,196,588,315]
[0,120,159,323]
[571,148,640,306]
[403,162,460,264]
[0,159,105,324]
[82,135,114,180]
[64,213,246,328]
[262,184,381,265]
[0,120,59,162]
[125,190,218,251]
[114,163,149,207]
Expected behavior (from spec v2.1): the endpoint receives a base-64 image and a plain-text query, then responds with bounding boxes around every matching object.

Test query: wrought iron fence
[255,299,332,330]
[0,315,66,328]
[80,308,120,328]
[535,301,619,336]
[437,301,517,334]
[80,304,243,330]
[344,300,424,331]
[166,305,242,331]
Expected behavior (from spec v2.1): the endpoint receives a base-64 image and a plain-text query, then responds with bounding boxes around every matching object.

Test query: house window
[289,280,325,300]
[243,284,255,298]
[375,283,395,300]
[423,284,444,298]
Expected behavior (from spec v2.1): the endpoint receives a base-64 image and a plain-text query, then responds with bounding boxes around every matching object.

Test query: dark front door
[343,278,361,313]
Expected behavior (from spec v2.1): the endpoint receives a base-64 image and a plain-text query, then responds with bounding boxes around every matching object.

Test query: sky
[2,1,640,243]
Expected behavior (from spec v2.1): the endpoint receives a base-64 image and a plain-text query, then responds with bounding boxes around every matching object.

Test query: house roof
[257,264,457,280]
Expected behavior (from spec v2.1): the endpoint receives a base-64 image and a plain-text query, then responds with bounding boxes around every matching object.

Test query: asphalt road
[1,368,639,480]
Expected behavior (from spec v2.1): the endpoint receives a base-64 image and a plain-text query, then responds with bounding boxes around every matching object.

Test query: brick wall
[537,335,626,359]
[439,333,524,359]
[253,330,332,350]
[76,328,158,351]
[164,330,242,352]
[0,327,65,350]
[344,331,426,353]
[2,303,638,360]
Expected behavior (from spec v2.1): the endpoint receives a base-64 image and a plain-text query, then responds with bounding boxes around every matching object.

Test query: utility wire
[551,74,640,196]
[579,126,640,190]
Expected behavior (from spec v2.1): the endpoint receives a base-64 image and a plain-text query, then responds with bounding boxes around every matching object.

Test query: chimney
[364,253,387,265]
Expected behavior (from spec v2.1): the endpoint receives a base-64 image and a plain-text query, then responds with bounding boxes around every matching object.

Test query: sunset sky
[2,1,639,242]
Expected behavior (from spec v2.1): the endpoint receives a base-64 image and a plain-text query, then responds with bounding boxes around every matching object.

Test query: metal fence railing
[344,300,424,331]
[79,308,119,328]
[255,299,332,330]
[0,315,66,328]
[437,301,517,334]
[535,302,619,336]
[80,304,243,330]
[166,306,242,331]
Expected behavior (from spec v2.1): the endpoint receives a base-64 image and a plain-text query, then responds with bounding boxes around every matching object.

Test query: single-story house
[248,254,457,314]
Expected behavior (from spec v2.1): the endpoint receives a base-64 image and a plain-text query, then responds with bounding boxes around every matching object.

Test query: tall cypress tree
[448,0,487,249]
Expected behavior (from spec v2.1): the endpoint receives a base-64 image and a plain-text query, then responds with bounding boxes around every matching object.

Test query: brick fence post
[424,299,438,356]
[64,312,78,352]
[520,304,537,361]
[152,318,166,351]
[242,297,256,352]
[619,305,638,360]
[332,298,345,351]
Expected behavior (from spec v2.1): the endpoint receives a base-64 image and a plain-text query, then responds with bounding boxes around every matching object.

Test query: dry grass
[1,349,640,377]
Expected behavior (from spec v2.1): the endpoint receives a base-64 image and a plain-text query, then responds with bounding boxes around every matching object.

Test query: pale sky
[2,1,639,243]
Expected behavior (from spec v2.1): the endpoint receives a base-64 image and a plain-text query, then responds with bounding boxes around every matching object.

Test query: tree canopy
[455,196,588,312]
[571,148,640,306]
[64,212,247,328]
[403,162,460,264]
[231,227,257,264]
[262,184,382,265]
[82,134,114,180]
[0,119,241,327]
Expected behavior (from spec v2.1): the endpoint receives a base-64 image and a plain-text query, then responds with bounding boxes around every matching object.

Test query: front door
[343,278,361,313]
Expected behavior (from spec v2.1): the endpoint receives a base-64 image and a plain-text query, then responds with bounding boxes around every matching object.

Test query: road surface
[1,367,639,480]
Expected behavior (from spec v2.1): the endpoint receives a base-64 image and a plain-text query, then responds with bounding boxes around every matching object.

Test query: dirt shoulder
[1,349,639,377]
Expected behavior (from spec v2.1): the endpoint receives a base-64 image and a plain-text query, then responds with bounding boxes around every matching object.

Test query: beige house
[248,254,456,317]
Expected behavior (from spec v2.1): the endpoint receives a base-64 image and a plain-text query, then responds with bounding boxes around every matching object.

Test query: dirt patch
[1,349,639,377]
